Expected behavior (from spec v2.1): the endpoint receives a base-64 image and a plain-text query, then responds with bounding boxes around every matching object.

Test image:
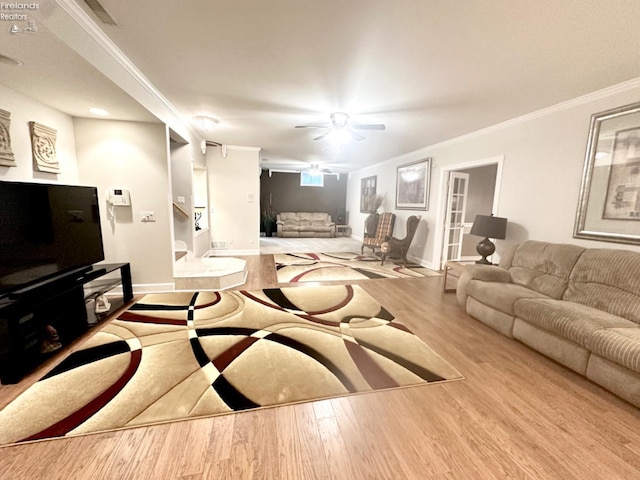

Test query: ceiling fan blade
[349,129,366,142]
[351,123,386,130]
[313,131,332,141]
[294,124,329,129]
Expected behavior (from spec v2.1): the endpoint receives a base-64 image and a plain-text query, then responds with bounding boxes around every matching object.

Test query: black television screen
[0,181,105,296]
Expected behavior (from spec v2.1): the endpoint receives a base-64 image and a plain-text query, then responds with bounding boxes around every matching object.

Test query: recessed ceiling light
[89,107,109,116]
[192,115,220,131]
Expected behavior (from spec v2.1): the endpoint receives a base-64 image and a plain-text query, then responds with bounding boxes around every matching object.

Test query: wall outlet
[140,211,156,222]
[176,196,185,204]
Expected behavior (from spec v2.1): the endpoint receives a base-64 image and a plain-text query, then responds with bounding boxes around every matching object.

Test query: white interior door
[441,172,470,267]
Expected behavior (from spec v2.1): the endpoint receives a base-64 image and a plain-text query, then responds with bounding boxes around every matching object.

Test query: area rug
[274,252,441,283]
[0,284,462,446]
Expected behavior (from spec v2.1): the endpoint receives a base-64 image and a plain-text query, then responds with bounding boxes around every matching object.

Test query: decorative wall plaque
[29,121,59,173]
[0,109,16,167]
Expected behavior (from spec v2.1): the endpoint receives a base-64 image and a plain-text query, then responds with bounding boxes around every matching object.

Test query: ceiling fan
[295,112,386,141]
[305,164,333,173]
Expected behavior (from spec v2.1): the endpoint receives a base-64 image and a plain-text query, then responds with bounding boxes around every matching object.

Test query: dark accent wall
[260,170,347,223]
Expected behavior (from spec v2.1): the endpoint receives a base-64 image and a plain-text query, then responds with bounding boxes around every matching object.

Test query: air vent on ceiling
[83,0,118,26]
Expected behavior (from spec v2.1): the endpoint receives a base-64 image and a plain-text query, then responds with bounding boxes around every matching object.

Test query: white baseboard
[407,254,438,271]
[205,248,260,256]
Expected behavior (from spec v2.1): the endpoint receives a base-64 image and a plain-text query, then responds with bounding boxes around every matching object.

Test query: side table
[442,260,476,293]
[336,225,352,237]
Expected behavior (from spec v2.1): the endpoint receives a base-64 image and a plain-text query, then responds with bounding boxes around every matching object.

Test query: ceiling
[1,1,640,173]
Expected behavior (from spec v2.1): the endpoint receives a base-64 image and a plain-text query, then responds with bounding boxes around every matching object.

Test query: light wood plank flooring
[259,236,362,254]
[1,254,639,479]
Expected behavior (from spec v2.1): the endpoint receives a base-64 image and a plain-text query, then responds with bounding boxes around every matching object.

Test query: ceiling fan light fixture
[330,112,349,129]
[331,128,351,145]
[308,164,321,174]
[296,112,385,143]
[192,115,220,131]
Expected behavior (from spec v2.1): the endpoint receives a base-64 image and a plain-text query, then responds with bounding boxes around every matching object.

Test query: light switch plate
[140,211,156,222]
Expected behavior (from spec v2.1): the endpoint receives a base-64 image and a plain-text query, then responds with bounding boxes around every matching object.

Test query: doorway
[434,155,504,269]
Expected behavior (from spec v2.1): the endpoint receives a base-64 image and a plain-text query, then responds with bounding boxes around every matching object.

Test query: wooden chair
[380,215,421,266]
[361,212,396,255]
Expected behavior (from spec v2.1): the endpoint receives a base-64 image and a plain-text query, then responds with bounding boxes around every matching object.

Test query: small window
[300,172,324,187]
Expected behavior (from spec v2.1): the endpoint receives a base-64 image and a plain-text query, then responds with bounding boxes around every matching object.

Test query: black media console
[0,263,133,384]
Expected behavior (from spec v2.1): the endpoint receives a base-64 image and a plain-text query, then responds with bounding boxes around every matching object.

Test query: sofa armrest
[466,265,510,282]
[456,265,511,309]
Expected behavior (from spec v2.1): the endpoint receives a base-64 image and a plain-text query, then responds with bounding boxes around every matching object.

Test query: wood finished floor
[1,254,639,479]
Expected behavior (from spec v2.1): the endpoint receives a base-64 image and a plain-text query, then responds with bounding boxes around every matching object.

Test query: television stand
[0,263,132,384]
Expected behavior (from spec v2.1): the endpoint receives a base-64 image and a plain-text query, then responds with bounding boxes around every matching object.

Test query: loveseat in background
[456,240,640,408]
[276,212,336,238]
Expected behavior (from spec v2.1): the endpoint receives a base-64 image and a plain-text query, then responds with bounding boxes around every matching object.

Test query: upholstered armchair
[361,212,396,255]
[380,215,421,266]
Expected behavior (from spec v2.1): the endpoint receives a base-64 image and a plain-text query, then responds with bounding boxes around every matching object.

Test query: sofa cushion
[466,280,549,316]
[282,224,299,232]
[564,248,640,324]
[508,241,585,299]
[467,297,518,337]
[587,327,640,373]
[514,298,634,347]
[299,224,332,232]
[310,212,329,222]
[279,212,299,222]
[298,212,313,221]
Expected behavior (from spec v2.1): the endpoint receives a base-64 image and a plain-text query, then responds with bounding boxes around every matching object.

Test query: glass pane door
[442,172,470,267]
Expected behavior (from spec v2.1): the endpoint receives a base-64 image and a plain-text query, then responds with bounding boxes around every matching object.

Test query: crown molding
[225,145,262,152]
[431,77,640,150]
[357,77,640,174]
[54,0,203,144]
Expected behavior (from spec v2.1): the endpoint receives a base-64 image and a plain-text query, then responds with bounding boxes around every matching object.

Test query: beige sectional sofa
[276,212,336,238]
[456,240,640,408]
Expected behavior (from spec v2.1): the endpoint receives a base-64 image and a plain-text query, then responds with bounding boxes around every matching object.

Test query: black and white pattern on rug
[0,284,461,446]
[274,252,441,283]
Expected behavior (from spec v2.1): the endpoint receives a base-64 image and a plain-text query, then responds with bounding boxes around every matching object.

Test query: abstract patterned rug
[274,252,441,283]
[0,285,462,446]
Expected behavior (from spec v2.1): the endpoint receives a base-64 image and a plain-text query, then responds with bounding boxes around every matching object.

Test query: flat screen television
[0,181,105,299]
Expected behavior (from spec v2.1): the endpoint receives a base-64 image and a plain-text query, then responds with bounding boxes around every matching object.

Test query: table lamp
[470,214,507,264]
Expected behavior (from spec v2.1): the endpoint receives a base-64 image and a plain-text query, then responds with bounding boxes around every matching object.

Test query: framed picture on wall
[0,109,16,167]
[396,158,431,210]
[574,102,640,245]
[360,175,377,213]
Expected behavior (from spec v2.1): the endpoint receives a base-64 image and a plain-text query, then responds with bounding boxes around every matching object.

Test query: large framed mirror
[574,102,640,245]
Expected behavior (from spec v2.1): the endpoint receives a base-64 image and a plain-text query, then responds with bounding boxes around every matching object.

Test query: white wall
[192,167,210,256]
[347,80,640,268]
[0,84,78,184]
[74,118,174,290]
[207,145,261,255]
[170,142,194,251]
